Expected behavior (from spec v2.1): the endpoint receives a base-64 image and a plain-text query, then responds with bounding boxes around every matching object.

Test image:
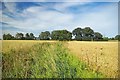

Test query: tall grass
[68,41,118,78]
[2,41,104,78]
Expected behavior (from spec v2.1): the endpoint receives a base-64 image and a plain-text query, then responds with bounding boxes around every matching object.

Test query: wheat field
[67,41,118,78]
[1,40,119,78]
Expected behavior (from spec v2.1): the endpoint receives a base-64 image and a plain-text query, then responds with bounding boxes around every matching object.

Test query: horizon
[0,1,118,39]
[1,27,118,38]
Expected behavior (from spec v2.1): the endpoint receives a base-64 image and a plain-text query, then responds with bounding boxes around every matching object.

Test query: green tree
[115,35,120,41]
[72,27,83,41]
[25,33,30,40]
[30,33,35,40]
[82,27,94,41]
[51,30,72,41]
[39,31,50,40]
[3,33,14,40]
[102,37,109,41]
[109,37,115,40]
[15,33,24,40]
[93,32,103,41]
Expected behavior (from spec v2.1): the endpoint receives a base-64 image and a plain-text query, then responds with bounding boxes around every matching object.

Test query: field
[2,40,118,78]
[67,41,118,78]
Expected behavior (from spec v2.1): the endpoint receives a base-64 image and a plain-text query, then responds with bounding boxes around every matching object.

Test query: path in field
[67,41,118,78]
[2,40,105,78]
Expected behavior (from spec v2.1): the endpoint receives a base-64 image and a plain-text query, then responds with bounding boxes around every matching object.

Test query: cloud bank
[1,2,118,38]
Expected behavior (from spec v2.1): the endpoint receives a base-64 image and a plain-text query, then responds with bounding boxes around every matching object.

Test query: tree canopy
[2,27,119,41]
[15,33,24,40]
[51,30,72,41]
[3,34,14,40]
[115,35,120,41]
[72,28,83,41]
[39,31,50,40]
[72,27,94,41]
[93,32,103,41]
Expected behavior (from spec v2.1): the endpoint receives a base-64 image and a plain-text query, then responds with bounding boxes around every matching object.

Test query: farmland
[2,40,118,78]
[67,41,118,78]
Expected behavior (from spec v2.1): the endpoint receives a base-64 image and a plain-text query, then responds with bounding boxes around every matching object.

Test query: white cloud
[2,2,118,38]
[53,2,88,12]
[4,2,16,13]
[2,5,74,33]
[2,0,120,2]
[68,3,118,37]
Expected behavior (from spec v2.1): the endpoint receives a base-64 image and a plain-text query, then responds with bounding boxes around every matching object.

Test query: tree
[15,33,24,40]
[109,37,115,40]
[93,32,103,41]
[39,31,50,40]
[72,27,83,41]
[51,30,72,41]
[102,37,109,41]
[82,27,94,41]
[115,35,120,41]
[30,33,35,40]
[3,33,14,40]
[25,33,30,40]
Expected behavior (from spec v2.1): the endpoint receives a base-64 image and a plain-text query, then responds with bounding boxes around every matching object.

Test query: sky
[0,1,119,38]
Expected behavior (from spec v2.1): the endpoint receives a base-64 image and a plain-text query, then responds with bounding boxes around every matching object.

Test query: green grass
[2,42,104,78]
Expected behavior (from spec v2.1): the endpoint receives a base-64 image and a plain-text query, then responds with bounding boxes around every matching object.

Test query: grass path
[2,41,104,78]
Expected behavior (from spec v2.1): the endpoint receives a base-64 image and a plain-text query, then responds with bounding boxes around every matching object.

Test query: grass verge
[2,42,104,78]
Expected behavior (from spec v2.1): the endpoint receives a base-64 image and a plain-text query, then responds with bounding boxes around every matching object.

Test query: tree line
[3,27,120,41]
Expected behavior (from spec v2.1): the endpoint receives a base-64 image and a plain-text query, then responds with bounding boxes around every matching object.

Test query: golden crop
[2,40,118,78]
[67,41,118,78]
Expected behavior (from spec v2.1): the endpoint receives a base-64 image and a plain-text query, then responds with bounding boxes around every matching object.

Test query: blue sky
[0,1,118,38]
